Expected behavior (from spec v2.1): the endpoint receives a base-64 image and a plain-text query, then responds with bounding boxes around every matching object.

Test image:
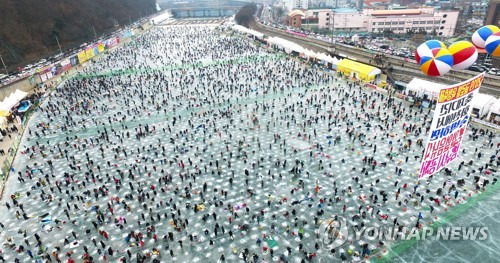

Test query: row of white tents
[405,78,499,119]
[232,25,264,39]
[266,36,339,65]
[229,25,499,125]
[150,11,173,25]
[231,25,340,66]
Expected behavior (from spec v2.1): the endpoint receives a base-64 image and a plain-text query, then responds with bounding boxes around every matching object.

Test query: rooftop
[333,8,360,13]
[369,9,423,16]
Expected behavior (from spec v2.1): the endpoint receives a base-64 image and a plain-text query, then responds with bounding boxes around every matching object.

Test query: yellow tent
[0,110,10,117]
[337,59,381,82]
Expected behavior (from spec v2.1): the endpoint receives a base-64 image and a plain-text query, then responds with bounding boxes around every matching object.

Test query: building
[471,1,489,17]
[309,7,458,37]
[308,8,366,31]
[485,0,500,25]
[294,0,309,9]
[399,0,424,6]
[282,0,309,11]
[365,8,459,37]
[321,0,351,8]
[287,9,306,28]
[357,0,364,10]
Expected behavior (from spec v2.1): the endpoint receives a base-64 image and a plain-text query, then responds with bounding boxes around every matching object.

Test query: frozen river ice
[0,25,498,263]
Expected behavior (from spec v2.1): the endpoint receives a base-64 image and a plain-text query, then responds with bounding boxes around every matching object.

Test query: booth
[405,78,446,102]
[471,93,497,118]
[336,59,381,82]
[487,99,500,125]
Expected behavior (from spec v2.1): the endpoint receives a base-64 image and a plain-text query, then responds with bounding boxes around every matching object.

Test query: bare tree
[235,3,257,28]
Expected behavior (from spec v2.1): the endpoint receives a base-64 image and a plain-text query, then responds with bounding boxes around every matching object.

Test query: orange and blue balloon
[448,41,478,70]
[472,25,500,48]
[415,40,446,65]
[485,32,500,56]
[415,40,453,77]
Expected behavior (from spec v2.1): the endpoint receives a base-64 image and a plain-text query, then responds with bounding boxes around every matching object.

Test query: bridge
[159,0,247,18]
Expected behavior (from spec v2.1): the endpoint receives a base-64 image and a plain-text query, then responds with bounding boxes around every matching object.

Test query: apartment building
[307,7,458,37]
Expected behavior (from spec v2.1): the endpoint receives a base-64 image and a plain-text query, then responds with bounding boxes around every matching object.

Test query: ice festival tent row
[232,25,264,39]
[316,53,340,69]
[471,93,497,118]
[266,37,304,54]
[405,78,447,101]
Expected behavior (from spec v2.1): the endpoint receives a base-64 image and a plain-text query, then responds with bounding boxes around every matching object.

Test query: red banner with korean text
[419,73,485,179]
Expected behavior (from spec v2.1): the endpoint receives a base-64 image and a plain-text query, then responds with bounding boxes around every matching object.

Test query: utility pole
[55,35,63,54]
[92,25,97,39]
[0,53,8,75]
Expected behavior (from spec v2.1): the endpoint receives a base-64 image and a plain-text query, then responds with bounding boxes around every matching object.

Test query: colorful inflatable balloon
[415,40,447,65]
[448,41,478,70]
[485,32,500,56]
[418,48,453,77]
[471,25,499,48]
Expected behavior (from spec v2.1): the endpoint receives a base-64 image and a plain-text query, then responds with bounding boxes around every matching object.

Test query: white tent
[308,52,339,68]
[150,12,172,25]
[369,68,382,76]
[331,56,340,65]
[303,49,315,59]
[0,89,29,112]
[232,25,264,39]
[471,93,497,118]
[316,53,328,61]
[487,99,500,124]
[351,34,360,43]
[266,37,304,54]
[406,78,447,100]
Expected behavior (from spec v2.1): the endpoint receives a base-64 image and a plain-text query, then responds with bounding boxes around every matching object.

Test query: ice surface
[0,25,497,263]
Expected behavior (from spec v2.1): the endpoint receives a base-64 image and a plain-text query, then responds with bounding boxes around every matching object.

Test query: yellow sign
[85,48,95,59]
[77,51,88,64]
[98,43,105,53]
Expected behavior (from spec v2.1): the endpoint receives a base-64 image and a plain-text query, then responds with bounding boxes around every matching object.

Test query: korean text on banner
[419,73,485,179]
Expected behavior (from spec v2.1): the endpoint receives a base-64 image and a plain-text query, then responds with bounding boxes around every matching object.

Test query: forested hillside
[0,0,156,71]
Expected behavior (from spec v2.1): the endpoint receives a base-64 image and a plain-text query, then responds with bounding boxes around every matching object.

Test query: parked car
[468,66,484,72]
[488,68,498,75]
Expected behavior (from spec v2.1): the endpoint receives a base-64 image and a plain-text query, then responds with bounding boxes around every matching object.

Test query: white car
[488,68,498,75]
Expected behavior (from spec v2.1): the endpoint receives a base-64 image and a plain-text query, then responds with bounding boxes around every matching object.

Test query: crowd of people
[0,24,497,263]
